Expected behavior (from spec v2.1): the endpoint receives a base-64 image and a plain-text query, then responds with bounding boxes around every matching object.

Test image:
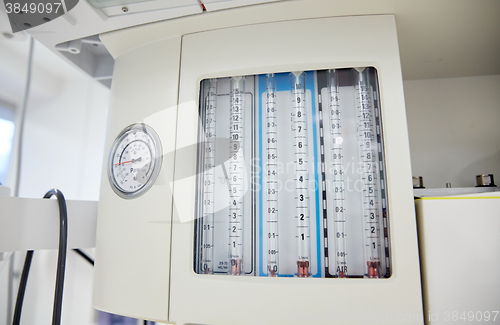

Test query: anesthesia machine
[7,0,498,324]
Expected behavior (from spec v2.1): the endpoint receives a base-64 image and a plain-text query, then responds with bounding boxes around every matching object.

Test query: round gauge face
[108,124,162,199]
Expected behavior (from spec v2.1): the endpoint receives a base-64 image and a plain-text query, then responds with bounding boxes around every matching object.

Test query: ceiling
[1,0,499,81]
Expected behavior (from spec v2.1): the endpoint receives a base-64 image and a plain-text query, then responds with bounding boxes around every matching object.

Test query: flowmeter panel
[96,15,424,324]
[194,68,391,278]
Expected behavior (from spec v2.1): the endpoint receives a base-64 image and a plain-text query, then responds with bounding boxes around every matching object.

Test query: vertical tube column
[291,72,311,277]
[328,70,348,278]
[354,68,381,278]
[201,79,217,274]
[228,76,245,275]
[265,74,279,276]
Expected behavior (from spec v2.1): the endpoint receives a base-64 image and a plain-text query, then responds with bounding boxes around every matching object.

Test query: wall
[16,72,109,201]
[0,38,109,200]
[0,36,109,325]
[9,76,108,325]
[404,74,500,188]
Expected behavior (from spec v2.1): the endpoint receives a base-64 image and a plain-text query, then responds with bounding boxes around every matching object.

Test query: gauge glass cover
[108,124,162,199]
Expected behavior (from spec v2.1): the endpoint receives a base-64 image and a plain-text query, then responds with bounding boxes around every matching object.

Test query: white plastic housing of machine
[416,192,500,325]
[93,9,423,324]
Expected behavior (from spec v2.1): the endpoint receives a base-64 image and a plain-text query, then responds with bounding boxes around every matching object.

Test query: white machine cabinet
[94,12,423,325]
[416,193,500,325]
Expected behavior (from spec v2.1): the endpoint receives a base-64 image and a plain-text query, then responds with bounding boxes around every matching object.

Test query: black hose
[12,189,68,325]
[73,249,94,266]
[12,251,33,325]
[43,189,68,325]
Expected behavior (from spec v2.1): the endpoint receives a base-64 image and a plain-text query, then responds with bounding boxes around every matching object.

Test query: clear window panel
[194,68,391,278]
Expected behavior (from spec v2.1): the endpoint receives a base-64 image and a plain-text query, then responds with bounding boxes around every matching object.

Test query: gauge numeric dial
[108,124,162,199]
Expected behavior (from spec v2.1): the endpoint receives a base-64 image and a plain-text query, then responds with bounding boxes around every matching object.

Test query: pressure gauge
[108,123,162,199]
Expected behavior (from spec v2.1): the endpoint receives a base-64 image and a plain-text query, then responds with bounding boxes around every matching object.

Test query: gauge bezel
[108,123,163,199]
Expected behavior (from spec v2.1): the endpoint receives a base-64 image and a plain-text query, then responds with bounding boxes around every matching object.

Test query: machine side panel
[93,36,181,323]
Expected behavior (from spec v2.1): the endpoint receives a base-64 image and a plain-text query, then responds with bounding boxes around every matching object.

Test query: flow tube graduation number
[329,70,348,278]
[266,74,279,277]
[201,79,217,274]
[291,72,311,277]
[355,68,381,278]
[229,76,245,275]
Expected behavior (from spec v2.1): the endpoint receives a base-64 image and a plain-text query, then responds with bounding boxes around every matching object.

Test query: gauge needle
[113,157,142,166]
